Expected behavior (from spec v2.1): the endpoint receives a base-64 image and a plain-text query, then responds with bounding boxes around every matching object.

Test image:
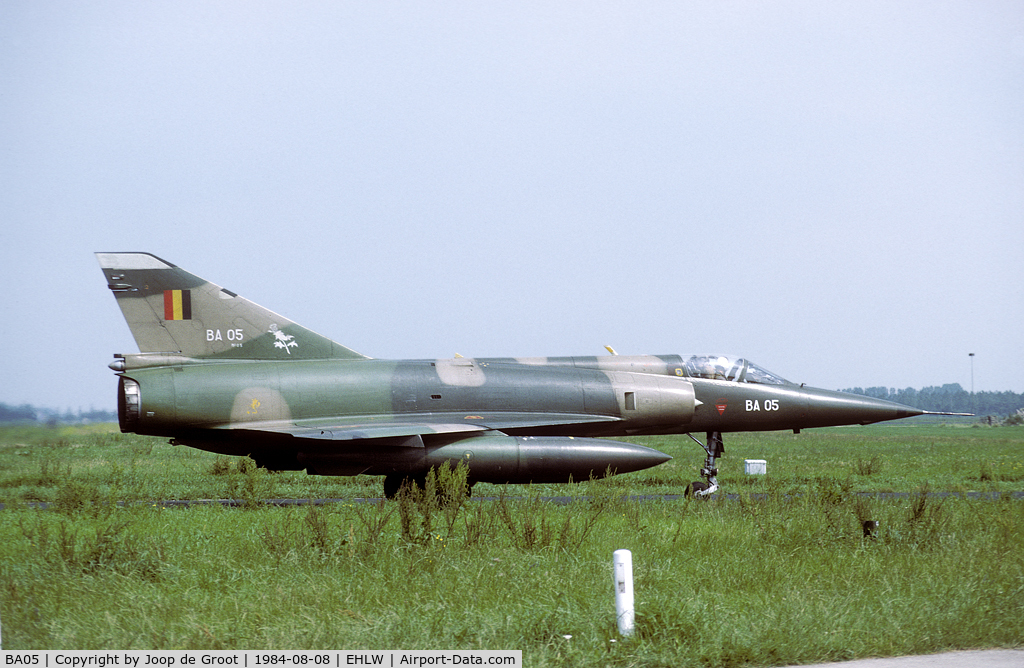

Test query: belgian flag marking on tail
[163,290,192,321]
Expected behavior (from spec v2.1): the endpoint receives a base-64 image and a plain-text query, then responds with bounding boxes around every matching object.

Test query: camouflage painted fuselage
[98,253,926,491]
[115,352,917,479]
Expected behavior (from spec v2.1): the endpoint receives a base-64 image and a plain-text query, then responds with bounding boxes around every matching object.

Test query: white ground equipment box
[744,459,767,475]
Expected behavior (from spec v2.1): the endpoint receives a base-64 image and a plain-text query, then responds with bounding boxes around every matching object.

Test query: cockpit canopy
[681,355,792,386]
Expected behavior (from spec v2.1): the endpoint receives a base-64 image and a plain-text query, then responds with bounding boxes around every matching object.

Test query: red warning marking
[715,399,728,415]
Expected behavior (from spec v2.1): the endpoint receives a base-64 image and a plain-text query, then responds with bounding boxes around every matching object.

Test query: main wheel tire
[383,474,410,499]
[685,480,709,497]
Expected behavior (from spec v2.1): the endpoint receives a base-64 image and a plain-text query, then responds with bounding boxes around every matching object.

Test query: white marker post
[613,549,635,637]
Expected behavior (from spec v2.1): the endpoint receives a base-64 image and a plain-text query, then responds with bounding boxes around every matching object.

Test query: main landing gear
[685,431,723,498]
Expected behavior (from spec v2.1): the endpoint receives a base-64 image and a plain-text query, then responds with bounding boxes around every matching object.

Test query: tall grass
[2,423,1023,506]
[2,469,1022,661]
[0,423,1022,661]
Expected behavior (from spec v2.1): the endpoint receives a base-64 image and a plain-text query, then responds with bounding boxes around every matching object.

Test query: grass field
[1,422,1022,664]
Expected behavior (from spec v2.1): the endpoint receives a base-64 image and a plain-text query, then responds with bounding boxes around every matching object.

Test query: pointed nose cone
[801,387,924,428]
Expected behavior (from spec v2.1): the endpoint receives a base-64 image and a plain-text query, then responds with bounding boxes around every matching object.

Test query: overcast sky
[2,1,1022,411]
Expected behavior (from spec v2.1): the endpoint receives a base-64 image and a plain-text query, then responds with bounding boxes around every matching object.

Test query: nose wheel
[686,431,723,498]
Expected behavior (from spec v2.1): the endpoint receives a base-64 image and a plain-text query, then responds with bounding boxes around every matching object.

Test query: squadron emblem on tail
[269,324,298,354]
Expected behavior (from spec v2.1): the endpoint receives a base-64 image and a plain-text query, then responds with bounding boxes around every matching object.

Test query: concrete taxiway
[792,648,1023,668]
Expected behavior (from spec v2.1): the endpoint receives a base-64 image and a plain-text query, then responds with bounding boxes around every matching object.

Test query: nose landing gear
[686,431,723,498]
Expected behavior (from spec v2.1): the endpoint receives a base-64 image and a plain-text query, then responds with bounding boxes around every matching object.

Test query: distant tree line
[0,403,117,425]
[843,384,1024,418]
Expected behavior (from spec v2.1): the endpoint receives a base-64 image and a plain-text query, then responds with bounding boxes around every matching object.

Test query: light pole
[969,353,975,418]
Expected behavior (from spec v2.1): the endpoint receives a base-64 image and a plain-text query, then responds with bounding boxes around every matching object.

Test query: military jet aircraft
[97,252,955,498]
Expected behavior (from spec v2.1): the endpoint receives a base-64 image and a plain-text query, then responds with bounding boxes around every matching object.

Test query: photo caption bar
[0,651,521,668]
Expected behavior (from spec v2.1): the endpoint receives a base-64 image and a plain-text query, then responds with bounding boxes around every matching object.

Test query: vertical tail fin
[96,252,368,360]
